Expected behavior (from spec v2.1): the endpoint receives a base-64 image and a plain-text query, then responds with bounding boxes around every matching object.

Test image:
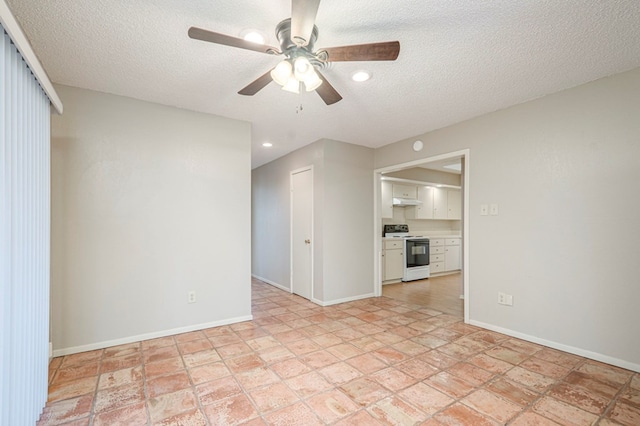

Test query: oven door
[405,238,430,268]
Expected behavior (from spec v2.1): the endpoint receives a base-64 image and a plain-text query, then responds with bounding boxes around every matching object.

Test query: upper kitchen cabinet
[407,187,461,220]
[406,186,435,219]
[392,184,417,199]
[447,189,461,220]
[381,180,393,219]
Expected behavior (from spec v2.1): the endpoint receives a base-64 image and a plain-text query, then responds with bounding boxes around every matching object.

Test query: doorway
[374,149,470,322]
[290,166,313,300]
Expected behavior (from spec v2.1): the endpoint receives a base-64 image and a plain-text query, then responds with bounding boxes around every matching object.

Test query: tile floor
[39,279,640,425]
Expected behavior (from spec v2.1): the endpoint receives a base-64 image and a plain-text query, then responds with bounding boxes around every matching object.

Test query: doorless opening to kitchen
[373,150,469,322]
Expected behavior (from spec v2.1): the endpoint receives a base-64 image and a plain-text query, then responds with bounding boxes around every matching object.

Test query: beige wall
[252,139,375,305]
[376,67,640,370]
[51,85,252,354]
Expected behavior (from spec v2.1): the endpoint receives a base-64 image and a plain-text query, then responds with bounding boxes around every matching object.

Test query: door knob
[304,239,311,244]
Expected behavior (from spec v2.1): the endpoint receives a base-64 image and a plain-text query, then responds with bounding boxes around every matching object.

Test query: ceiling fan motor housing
[275,19,325,68]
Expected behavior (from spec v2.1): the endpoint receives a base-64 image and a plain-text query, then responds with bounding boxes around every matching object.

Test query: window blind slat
[0,26,51,425]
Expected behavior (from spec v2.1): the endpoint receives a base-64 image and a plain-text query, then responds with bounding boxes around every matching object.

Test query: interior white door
[291,168,313,300]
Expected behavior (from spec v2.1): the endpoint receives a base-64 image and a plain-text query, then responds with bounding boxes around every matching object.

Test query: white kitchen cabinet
[392,184,417,199]
[444,238,461,271]
[406,186,434,219]
[383,240,404,281]
[433,188,448,219]
[447,189,461,220]
[429,253,445,274]
[429,239,445,274]
[429,237,460,274]
[381,180,393,219]
[409,187,460,220]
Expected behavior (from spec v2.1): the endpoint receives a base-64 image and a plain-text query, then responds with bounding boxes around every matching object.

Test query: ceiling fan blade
[322,41,400,62]
[238,70,273,96]
[188,27,278,54]
[291,0,321,47]
[315,71,342,105]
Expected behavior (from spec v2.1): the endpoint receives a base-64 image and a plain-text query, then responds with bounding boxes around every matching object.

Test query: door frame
[373,149,470,324]
[290,165,314,299]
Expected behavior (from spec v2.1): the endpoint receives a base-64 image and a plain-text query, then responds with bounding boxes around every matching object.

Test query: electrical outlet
[188,291,196,304]
[497,292,513,306]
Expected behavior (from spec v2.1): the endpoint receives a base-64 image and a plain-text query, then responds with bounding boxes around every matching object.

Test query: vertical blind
[0,25,51,425]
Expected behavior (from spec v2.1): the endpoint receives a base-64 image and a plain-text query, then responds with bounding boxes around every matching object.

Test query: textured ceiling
[7,0,640,168]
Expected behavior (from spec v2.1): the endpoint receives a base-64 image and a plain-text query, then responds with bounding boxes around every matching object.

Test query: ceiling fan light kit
[188,0,400,105]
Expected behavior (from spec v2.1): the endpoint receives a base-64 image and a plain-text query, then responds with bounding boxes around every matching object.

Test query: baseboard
[470,320,640,373]
[52,315,253,357]
[251,275,375,307]
[252,274,290,293]
[314,292,376,307]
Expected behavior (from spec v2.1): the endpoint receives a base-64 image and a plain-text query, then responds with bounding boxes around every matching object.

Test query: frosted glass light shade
[270,61,292,86]
[303,71,323,91]
[281,77,300,93]
[293,57,315,81]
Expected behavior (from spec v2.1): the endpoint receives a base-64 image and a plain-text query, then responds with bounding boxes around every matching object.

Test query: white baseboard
[470,320,640,373]
[251,275,375,308]
[252,274,290,293]
[52,315,253,357]
[314,293,376,307]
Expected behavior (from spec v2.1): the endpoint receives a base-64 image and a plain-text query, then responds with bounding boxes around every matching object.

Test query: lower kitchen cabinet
[430,237,461,274]
[430,253,445,274]
[444,238,461,271]
[383,240,404,281]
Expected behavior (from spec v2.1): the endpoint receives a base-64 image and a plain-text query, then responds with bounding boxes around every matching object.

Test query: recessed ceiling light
[262,142,273,147]
[241,30,265,45]
[351,71,371,82]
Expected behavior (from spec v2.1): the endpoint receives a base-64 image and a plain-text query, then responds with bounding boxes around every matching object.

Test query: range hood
[392,197,422,206]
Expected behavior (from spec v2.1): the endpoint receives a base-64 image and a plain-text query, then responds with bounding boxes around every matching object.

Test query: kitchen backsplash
[382,206,461,235]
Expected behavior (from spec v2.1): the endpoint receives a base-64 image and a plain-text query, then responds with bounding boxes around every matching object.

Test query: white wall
[51,85,252,355]
[375,68,640,370]
[252,139,375,304]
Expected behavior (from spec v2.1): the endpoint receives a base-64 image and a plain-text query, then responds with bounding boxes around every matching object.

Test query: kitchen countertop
[382,234,461,240]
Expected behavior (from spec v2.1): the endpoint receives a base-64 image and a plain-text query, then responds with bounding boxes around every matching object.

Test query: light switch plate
[480,204,488,216]
[490,204,499,215]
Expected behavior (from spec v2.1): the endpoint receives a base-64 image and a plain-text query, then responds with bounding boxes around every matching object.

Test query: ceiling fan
[188,0,400,105]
